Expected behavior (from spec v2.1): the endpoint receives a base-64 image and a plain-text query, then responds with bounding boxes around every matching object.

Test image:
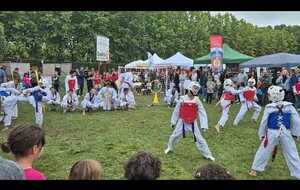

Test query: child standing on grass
[249,86,300,179]
[20,80,48,127]
[214,79,244,133]
[69,159,103,180]
[1,124,46,180]
[206,76,216,104]
[164,81,215,161]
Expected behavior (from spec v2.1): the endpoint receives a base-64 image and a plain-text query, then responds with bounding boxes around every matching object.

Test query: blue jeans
[200,86,207,99]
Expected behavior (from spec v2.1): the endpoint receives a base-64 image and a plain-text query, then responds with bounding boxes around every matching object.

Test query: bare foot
[249,170,257,177]
[214,124,220,133]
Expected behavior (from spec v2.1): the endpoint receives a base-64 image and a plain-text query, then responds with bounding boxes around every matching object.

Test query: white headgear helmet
[38,79,47,87]
[268,85,285,102]
[223,79,233,88]
[186,81,200,96]
[170,82,175,89]
[248,78,256,86]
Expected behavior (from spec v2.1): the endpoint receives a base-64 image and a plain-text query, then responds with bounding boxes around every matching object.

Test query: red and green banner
[210,35,223,73]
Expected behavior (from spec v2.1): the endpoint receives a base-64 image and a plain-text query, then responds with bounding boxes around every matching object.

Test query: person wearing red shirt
[293,77,300,110]
[94,71,101,89]
[111,69,118,82]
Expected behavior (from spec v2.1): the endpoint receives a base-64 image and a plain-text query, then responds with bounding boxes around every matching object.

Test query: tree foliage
[0,11,298,66]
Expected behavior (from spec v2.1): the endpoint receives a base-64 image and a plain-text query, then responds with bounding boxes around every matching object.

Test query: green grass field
[0,94,299,180]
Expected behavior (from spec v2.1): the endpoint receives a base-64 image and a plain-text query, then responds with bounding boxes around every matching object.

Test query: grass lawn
[0,93,299,180]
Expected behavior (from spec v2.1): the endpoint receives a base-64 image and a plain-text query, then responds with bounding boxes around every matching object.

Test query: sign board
[210,35,223,73]
[96,35,109,62]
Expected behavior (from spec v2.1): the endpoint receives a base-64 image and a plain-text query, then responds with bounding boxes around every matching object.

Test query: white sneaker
[206,156,215,162]
[164,147,172,154]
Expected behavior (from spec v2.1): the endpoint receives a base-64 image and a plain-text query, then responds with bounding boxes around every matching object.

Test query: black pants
[206,93,213,104]
[175,84,180,93]
[54,84,60,93]
[284,90,295,104]
[262,88,269,106]
[77,84,84,96]
[87,81,93,93]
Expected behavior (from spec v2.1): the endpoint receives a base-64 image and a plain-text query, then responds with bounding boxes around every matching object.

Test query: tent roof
[194,43,254,65]
[125,60,149,69]
[240,53,300,68]
[163,52,193,67]
[149,53,166,67]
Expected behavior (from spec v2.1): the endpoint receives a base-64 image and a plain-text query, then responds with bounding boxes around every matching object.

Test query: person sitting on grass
[61,90,79,113]
[124,151,161,180]
[164,83,179,107]
[1,124,46,180]
[45,87,61,111]
[193,163,234,180]
[80,88,100,115]
[69,159,103,180]
[119,87,135,110]
[98,81,118,111]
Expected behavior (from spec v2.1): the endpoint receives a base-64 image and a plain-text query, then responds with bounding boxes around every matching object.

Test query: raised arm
[5,87,21,95]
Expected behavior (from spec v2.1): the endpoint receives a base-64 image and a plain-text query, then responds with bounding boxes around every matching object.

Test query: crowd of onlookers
[2,64,300,110]
[132,66,300,109]
[0,65,119,95]
[0,124,234,180]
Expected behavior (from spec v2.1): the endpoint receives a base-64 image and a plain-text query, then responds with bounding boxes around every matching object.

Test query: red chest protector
[68,79,76,92]
[296,82,300,93]
[179,102,198,124]
[244,89,255,101]
[223,92,235,101]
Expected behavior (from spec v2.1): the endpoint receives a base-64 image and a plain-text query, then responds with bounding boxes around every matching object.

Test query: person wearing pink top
[1,124,47,180]
[22,73,31,89]
[24,168,46,180]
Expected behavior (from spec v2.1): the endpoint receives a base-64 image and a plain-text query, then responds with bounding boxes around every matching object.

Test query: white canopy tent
[162,52,193,68]
[124,60,149,69]
[149,53,166,68]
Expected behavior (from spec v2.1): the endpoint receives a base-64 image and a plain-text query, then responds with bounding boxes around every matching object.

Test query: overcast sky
[210,11,300,27]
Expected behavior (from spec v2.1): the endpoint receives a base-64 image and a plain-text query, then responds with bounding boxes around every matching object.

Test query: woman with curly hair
[193,164,234,180]
[124,151,161,180]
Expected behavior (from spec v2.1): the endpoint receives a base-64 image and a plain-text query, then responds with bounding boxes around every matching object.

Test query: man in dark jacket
[77,67,85,96]
[173,68,180,93]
